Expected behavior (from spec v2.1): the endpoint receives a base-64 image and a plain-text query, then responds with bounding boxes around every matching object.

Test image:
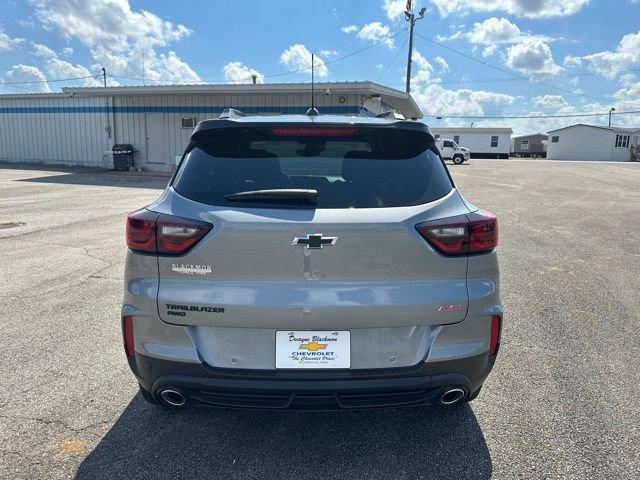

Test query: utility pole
[405,6,427,94]
[101,67,111,139]
[609,107,616,127]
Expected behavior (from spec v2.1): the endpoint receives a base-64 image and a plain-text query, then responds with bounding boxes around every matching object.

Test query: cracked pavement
[0,161,639,479]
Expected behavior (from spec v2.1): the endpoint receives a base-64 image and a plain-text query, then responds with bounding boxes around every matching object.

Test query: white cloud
[279,44,328,77]
[466,17,552,60]
[357,22,395,48]
[223,61,264,84]
[382,0,409,19]
[45,58,102,86]
[341,25,358,33]
[90,45,200,84]
[17,19,35,28]
[436,31,463,43]
[0,28,25,52]
[580,30,640,78]
[410,49,434,86]
[563,55,583,67]
[482,45,499,57]
[32,0,192,50]
[434,56,449,72]
[320,49,339,58]
[619,73,637,87]
[3,64,51,92]
[430,0,589,19]
[467,17,522,45]
[61,47,74,57]
[532,94,567,109]
[413,84,515,117]
[31,0,199,84]
[31,42,57,59]
[506,39,561,77]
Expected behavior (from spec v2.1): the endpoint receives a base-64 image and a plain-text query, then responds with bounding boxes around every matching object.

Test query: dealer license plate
[275,331,350,369]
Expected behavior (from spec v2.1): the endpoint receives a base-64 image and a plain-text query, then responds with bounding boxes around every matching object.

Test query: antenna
[306,53,319,116]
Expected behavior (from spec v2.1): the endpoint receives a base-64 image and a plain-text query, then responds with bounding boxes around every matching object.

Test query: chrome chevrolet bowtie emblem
[292,234,338,249]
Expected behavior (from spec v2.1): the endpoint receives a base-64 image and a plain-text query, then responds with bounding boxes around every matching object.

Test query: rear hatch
[155,123,469,329]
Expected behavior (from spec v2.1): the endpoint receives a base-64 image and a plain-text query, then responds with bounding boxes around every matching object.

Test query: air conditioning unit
[181,117,197,129]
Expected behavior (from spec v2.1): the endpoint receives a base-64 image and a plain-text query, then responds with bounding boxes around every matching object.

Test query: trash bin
[112,144,135,171]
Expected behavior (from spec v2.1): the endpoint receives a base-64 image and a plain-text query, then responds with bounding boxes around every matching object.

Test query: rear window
[172,126,453,209]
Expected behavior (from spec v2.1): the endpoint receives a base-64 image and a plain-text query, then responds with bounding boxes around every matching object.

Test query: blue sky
[1,0,639,134]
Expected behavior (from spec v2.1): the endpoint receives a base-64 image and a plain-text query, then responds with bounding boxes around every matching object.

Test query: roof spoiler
[376,110,406,120]
[219,108,246,119]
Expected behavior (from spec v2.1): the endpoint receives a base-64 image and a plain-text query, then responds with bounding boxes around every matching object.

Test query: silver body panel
[122,191,502,371]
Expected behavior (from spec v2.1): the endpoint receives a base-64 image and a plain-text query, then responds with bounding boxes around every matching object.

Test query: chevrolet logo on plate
[299,341,327,351]
[292,234,338,249]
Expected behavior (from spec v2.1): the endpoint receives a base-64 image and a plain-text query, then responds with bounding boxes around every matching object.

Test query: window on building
[615,134,630,149]
[490,136,499,148]
[521,140,529,150]
[551,136,559,143]
[181,117,197,129]
[453,135,460,144]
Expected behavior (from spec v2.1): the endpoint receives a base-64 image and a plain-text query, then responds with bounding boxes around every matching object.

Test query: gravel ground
[0,160,639,479]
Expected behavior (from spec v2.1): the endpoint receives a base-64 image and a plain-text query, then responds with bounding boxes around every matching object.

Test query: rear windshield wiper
[225,189,318,204]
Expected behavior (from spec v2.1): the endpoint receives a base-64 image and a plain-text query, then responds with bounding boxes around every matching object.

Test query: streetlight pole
[609,107,616,127]
[405,6,427,94]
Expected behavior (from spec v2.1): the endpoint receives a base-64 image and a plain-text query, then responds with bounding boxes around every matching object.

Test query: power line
[414,33,613,105]
[414,33,640,110]
[422,109,640,120]
[0,74,97,86]
[377,36,409,82]
[388,68,640,88]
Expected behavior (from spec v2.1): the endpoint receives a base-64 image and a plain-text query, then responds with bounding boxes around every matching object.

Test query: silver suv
[122,111,502,410]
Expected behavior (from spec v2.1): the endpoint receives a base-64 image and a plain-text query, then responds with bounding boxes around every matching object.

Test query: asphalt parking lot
[1,160,639,479]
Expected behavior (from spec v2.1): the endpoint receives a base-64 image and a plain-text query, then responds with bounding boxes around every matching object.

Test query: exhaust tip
[439,388,467,406]
[158,388,187,407]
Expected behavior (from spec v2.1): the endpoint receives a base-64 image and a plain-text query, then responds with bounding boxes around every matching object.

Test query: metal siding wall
[0,95,109,167]
[1,91,365,171]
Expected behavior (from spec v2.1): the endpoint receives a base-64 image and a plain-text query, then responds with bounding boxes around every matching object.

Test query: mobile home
[547,124,640,161]
[430,127,512,159]
[511,134,548,158]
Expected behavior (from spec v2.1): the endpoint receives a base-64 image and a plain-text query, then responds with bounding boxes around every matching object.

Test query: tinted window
[172,126,453,209]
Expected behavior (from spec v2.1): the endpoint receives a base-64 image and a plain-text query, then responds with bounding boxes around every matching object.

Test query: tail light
[489,315,502,356]
[268,126,358,136]
[126,209,212,255]
[122,315,135,357]
[415,211,498,256]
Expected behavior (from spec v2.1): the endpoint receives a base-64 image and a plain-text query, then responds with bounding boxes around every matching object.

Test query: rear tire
[453,155,464,165]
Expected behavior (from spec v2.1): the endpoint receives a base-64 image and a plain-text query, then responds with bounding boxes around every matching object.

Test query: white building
[430,127,513,159]
[547,124,640,161]
[0,82,421,172]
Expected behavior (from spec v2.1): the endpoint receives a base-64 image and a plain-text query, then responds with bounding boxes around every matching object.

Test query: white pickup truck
[436,139,471,165]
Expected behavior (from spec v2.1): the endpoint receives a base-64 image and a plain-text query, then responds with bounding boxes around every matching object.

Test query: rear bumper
[129,352,497,410]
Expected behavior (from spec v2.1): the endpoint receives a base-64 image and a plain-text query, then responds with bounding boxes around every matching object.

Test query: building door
[146,113,169,165]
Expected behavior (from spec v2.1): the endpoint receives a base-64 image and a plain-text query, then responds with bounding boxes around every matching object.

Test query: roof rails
[376,110,406,120]
[219,108,246,119]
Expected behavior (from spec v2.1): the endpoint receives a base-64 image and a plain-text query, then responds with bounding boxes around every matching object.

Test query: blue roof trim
[0,105,361,114]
